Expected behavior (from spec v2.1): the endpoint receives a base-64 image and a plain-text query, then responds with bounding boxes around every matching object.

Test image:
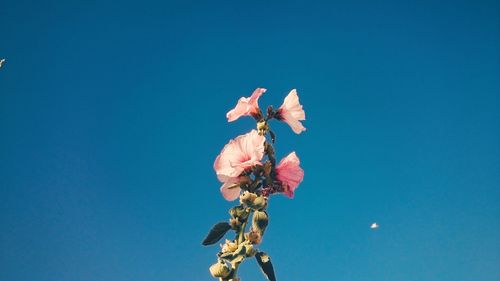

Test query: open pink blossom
[214,130,266,200]
[277,89,306,134]
[226,88,266,122]
[275,152,304,198]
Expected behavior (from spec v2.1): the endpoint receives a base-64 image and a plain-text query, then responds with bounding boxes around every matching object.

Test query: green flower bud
[252,211,269,234]
[257,120,269,135]
[246,230,262,244]
[229,205,245,218]
[239,192,267,210]
[240,191,257,206]
[251,196,268,210]
[209,261,231,278]
[221,240,238,253]
[229,218,242,230]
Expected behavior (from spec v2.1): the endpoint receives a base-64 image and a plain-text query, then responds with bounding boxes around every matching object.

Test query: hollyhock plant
[275,152,304,198]
[203,88,306,281]
[276,89,306,134]
[226,88,267,122]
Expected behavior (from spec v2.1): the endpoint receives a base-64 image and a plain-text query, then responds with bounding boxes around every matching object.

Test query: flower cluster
[203,88,306,281]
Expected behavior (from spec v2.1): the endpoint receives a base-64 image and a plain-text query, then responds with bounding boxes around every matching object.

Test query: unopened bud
[252,211,269,234]
[240,191,257,206]
[229,205,246,218]
[209,261,231,278]
[257,120,269,135]
[252,196,268,210]
[246,230,262,244]
[229,218,242,229]
[267,105,274,117]
[221,239,238,253]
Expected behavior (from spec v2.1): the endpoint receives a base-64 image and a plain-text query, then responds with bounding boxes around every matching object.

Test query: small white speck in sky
[370,222,379,229]
[0,59,5,68]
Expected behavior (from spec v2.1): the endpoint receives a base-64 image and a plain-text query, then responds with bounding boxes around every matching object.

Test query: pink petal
[278,89,306,134]
[281,113,306,134]
[226,88,266,122]
[282,89,305,120]
[220,182,241,201]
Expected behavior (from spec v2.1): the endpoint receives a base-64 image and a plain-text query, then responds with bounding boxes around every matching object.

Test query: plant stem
[232,209,252,281]
[237,220,247,244]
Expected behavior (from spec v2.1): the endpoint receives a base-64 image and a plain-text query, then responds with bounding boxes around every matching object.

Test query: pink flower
[277,89,306,134]
[226,88,266,122]
[275,152,304,198]
[214,130,266,200]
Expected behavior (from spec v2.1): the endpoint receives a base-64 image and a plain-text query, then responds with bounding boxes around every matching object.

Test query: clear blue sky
[1,0,499,280]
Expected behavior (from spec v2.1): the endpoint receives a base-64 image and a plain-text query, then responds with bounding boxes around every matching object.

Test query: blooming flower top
[226,88,266,122]
[276,89,306,134]
[275,152,304,198]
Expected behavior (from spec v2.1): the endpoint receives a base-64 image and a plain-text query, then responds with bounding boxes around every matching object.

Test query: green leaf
[255,251,276,281]
[202,222,231,246]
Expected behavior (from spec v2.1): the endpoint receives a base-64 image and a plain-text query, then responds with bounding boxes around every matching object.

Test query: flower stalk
[203,88,306,281]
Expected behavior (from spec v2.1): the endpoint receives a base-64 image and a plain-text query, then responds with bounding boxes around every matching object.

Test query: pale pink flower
[277,89,306,134]
[220,179,242,201]
[226,88,266,122]
[214,130,266,200]
[275,152,304,198]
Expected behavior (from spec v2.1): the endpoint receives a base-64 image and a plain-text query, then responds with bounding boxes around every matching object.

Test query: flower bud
[267,105,274,117]
[240,191,257,206]
[252,196,268,210]
[240,192,267,210]
[257,120,269,135]
[229,218,242,230]
[209,261,231,278]
[221,240,238,253]
[246,230,262,244]
[252,211,269,234]
[229,205,244,218]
